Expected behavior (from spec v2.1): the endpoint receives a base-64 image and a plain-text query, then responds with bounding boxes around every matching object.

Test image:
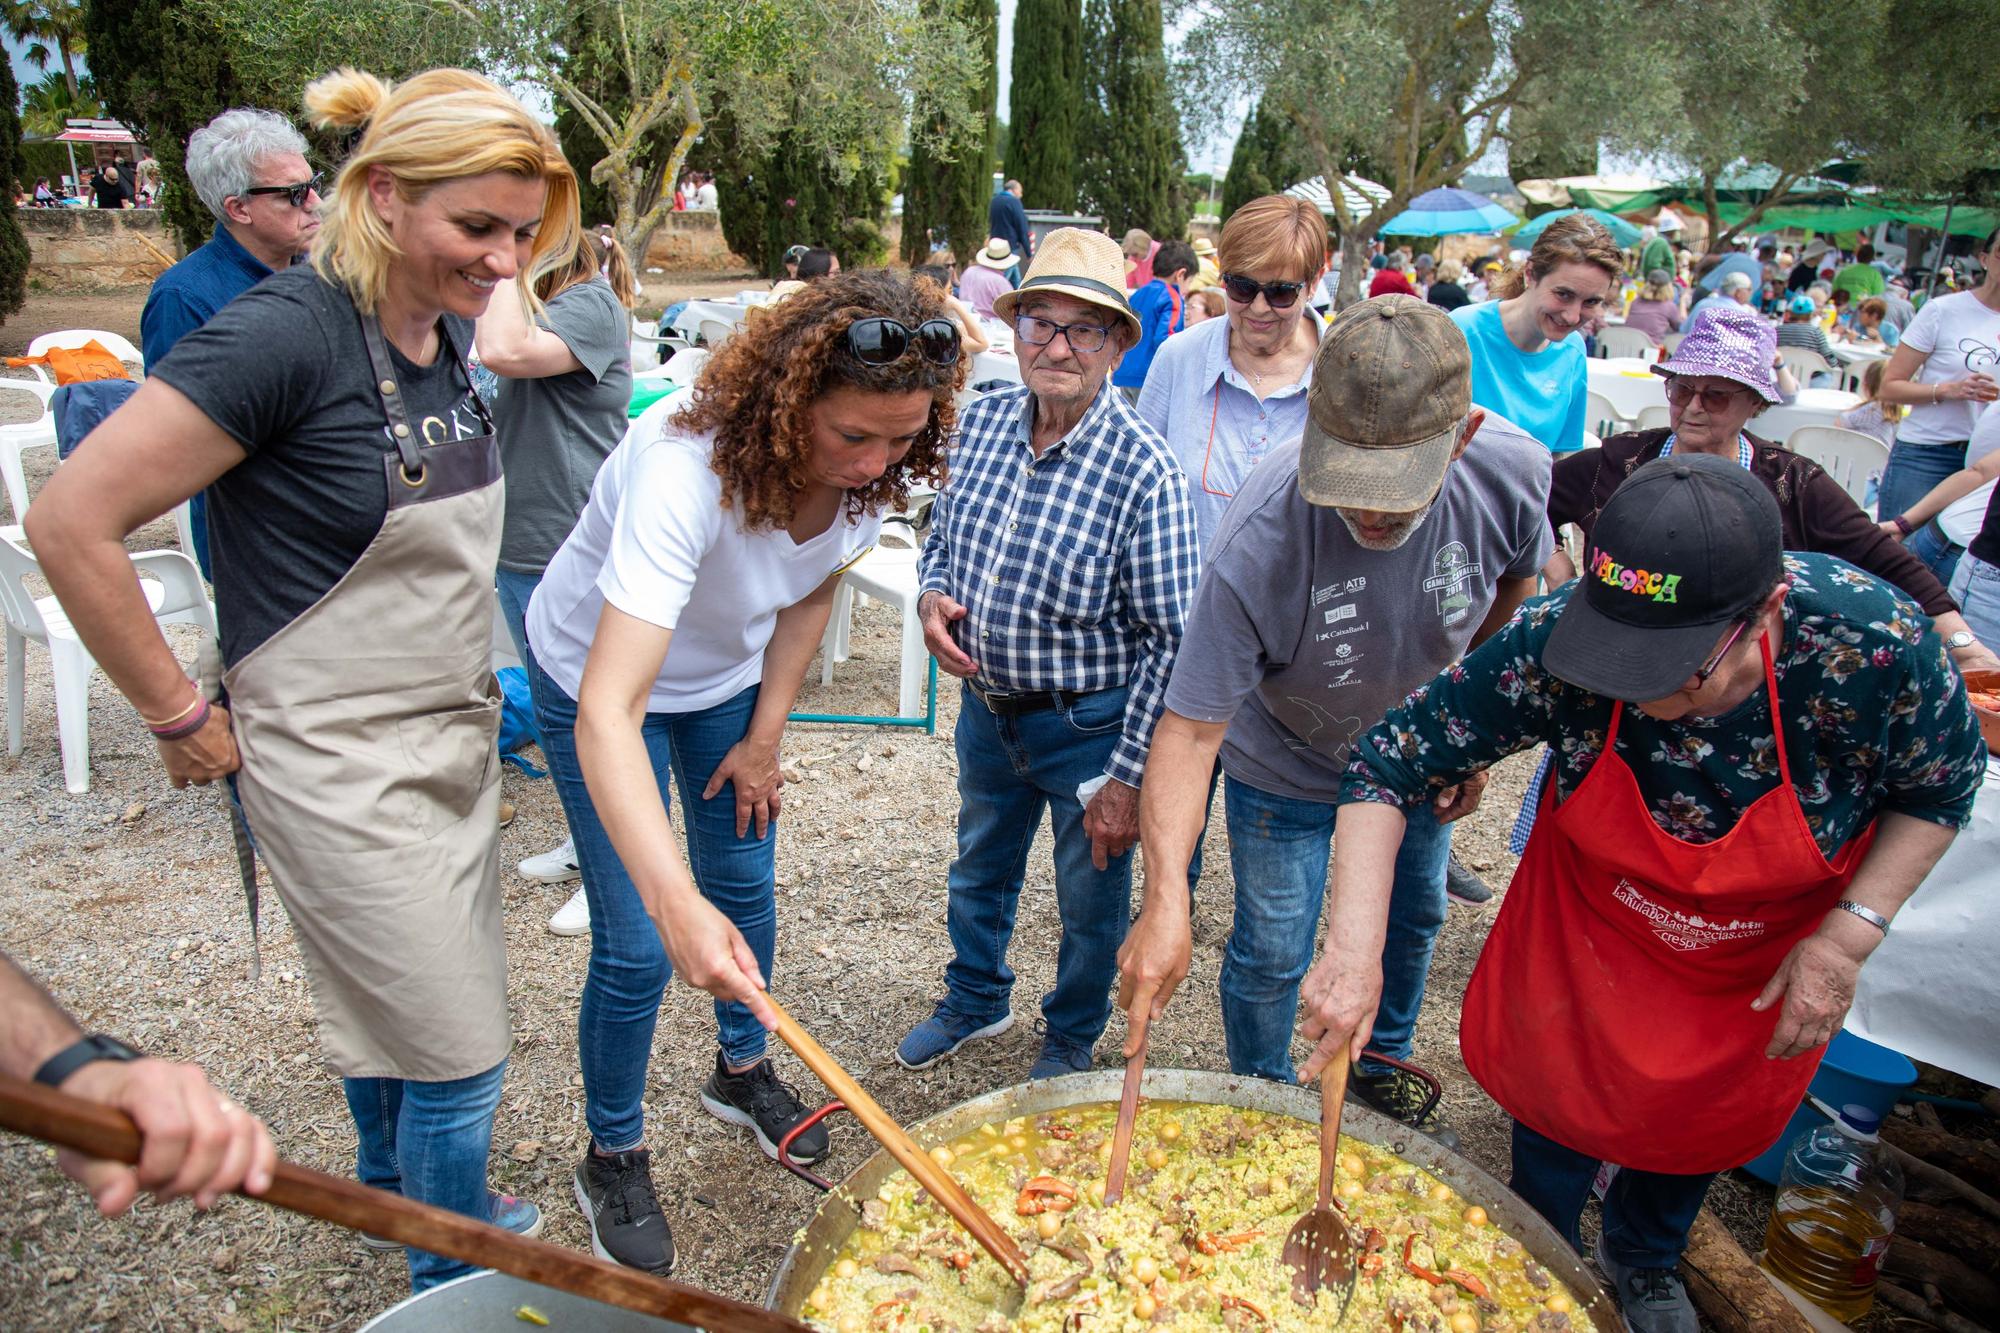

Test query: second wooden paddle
[0,1074,808,1332]
[768,996,1032,1287]
[1283,1052,1358,1308]
[1103,1008,1148,1206]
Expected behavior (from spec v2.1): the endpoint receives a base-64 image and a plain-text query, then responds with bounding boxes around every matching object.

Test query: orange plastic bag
[6,340,135,384]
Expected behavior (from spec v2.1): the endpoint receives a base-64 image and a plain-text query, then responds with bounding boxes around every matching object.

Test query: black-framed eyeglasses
[846,316,961,367]
[1220,272,1307,309]
[240,173,324,209]
[1663,377,1751,413]
[1013,313,1112,353]
[1692,618,1751,687]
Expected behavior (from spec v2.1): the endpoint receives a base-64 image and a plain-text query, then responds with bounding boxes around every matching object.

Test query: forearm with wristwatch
[0,950,142,1086]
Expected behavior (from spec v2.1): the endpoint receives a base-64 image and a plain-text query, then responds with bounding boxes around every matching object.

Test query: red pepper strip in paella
[1403,1232,1447,1285]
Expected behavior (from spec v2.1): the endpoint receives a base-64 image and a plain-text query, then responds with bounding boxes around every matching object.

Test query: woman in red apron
[30,68,579,1291]
[1296,456,1984,1333]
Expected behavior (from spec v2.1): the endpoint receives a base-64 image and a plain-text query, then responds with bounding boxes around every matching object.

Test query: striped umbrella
[1284,174,1393,219]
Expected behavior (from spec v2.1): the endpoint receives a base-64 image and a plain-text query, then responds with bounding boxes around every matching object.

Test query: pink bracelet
[150,696,210,741]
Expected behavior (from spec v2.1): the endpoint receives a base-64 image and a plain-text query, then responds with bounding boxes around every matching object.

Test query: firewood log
[1680,1209,1814,1333]
[1881,1122,2000,1198]
[1883,1236,2000,1325]
[1897,1199,2000,1275]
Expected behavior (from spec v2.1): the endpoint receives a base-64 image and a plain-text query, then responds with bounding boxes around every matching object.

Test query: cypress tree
[903,0,997,264]
[1076,0,1186,239]
[84,0,254,254]
[697,96,890,277]
[0,56,32,323]
[1006,0,1081,210]
[1220,96,1312,221]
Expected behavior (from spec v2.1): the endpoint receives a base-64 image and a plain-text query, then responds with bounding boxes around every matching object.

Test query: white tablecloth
[970,347,1022,388]
[1757,388,1863,443]
[669,298,753,340]
[1847,755,2000,1086]
[1585,359,1859,442]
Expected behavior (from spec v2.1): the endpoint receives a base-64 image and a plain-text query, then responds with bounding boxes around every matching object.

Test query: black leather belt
[968,683,1097,717]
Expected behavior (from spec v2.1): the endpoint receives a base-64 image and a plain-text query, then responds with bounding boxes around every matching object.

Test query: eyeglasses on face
[1014,313,1112,353]
[1692,618,1751,687]
[240,172,325,209]
[1219,272,1306,309]
[845,316,961,367]
[1663,377,1750,413]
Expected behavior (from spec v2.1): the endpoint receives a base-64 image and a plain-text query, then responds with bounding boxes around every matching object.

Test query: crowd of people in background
[14,154,162,208]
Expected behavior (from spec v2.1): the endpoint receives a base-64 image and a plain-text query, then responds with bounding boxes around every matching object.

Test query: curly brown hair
[674,270,965,531]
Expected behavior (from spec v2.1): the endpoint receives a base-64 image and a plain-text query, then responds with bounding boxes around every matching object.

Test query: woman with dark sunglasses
[519,269,960,1274]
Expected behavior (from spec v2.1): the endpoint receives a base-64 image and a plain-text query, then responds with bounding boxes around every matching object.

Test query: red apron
[1461,635,1876,1174]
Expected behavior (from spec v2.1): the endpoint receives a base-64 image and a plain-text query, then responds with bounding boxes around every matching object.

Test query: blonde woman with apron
[29,66,580,1291]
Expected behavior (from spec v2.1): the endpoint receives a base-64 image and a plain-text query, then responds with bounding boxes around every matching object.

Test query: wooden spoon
[767,996,1031,1287]
[1282,1052,1358,1309]
[0,1074,810,1331]
[1103,1008,1149,1206]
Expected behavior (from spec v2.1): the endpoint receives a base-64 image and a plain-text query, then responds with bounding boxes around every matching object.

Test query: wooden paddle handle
[1318,1056,1350,1210]
[1103,1014,1149,1206]
[769,998,1031,1286]
[0,1074,809,1332]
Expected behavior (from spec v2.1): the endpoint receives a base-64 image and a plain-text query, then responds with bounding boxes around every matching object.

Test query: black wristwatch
[33,1034,143,1088]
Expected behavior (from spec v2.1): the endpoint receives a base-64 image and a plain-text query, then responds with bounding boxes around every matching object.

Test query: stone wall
[21,209,180,290]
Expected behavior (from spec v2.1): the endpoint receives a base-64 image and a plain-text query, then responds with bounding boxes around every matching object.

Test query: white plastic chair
[24,329,144,385]
[1784,426,1889,507]
[1636,404,1672,432]
[696,317,736,349]
[1777,345,1834,381]
[1586,390,1627,441]
[1661,332,1686,355]
[817,523,929,721]
[1,528,215,792]
[1596,325,1656,359]
[0,377,59,522]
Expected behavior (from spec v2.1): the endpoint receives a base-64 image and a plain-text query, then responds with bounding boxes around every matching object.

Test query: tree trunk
[1335,227,1372,310]
[1681,1209,1815,1333]
[60,46,79,102]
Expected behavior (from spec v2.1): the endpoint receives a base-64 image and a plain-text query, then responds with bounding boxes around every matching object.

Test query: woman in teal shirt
[1449,212,1623,455]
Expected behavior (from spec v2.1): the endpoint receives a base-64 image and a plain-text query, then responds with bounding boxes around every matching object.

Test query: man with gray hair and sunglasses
[141,108,323,575]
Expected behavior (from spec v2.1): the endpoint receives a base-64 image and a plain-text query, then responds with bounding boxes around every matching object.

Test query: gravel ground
[0,280,1857,1331]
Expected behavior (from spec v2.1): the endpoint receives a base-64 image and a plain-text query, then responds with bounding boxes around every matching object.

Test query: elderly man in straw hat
[1117,296,1553,1141]
[902,228,1201,1079]
[958,237,1017,321]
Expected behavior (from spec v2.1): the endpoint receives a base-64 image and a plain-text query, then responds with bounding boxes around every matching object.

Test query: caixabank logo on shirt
[1612,879,1768,952]
[1422,541,1481,626]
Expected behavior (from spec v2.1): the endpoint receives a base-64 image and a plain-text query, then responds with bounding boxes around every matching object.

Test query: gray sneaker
[1594,1235,1698,1333]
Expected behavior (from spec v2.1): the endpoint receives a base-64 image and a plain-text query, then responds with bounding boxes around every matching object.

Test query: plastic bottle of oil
[1760,1103,1904,1321]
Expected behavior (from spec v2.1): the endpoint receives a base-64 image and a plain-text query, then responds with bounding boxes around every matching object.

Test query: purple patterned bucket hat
[1650,304,1782,402]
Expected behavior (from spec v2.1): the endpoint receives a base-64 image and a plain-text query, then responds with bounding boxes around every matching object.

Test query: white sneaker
[518,836,580,884]
[548,887,591,936]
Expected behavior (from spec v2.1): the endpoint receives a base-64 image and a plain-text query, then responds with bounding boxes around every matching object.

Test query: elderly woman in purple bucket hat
[1542,304,1998,666]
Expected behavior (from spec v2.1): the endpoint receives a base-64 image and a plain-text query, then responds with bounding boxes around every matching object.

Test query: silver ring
[216,1098,236,1115]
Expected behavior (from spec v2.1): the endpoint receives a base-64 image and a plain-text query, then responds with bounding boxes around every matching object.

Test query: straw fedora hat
[1192,237,1217,258]
[993,228,1140,340]
[972,237,1017,270]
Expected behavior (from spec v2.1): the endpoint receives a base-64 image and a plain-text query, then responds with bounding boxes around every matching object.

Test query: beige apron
[223,313,512,1082]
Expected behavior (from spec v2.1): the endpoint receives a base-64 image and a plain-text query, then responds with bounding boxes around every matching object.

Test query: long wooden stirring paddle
[0,1075,809,1332]
[1283,1051,1358,1309]
[767,997,1031,1287]
[1103,1008,1149,1206]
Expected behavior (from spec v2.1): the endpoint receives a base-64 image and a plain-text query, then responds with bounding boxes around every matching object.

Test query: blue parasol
[1377,187,1519,237]
[1510,206,1642,247]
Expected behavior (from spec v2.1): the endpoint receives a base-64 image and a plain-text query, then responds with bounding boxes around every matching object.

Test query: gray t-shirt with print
[492,277,633,572]
[1163,416,1555,803]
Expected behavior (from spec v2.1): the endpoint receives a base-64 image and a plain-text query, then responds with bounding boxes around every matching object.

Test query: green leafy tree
[84,0,269,252]
[694,91,892,275]
[1507,99,1596,215]
[19,68,101,137]
[0,54,32,323]
[1076,0,1186,238]
[1219,94,1311,220]
[6,0,87,99]
[903,0,996,264]
[1005,0,1081,210]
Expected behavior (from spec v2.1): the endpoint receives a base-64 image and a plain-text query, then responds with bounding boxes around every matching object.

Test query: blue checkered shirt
[920,383,1200,786]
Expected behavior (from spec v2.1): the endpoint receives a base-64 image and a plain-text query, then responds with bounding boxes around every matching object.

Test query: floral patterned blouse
[1341,553,1988,856]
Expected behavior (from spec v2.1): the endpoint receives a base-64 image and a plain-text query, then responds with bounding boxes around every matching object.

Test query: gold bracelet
[138,682,201,729]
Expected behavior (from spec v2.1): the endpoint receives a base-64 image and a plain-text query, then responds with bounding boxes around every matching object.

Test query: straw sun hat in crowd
[992,227,1141,341]
[972,237,1017,270]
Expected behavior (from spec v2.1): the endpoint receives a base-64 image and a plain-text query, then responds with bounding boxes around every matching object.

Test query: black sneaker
[1445,852,1494,904]
[1350,1066,1462,1150]
[573,1149,675,1275]
[699,1053,831,1164]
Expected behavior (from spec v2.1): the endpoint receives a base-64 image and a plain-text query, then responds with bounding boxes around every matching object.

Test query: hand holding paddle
[1104,1007,1149,1206]
[1283,1038,1358,1311]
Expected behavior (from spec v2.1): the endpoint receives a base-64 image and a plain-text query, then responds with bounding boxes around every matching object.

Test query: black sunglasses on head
[1220,272,1307,309]
[846,316,961,367]
[240,172,324,209]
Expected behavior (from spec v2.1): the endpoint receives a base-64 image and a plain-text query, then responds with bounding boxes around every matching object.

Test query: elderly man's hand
[1432,769,1489,824]
[1083,778,1139,870]
[918,592,979,678]
[59,1058,276,1215]
[1753,932,1865,1059]
[1297,950,1382,1084]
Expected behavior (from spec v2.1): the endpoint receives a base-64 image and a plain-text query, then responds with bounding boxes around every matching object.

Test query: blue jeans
[344,1058,508,1291]
[526,654,777,1151]
[940,684,1144,1047]
[495,568,549,752]
[1510,1120,1715,1268]
[1877,438,1967,524]
[1950,551,2000,645]
[1907,519,1965,589]
[1218,778,1451,1083]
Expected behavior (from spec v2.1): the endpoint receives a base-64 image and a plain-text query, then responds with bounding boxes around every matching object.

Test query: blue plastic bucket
[1743,1030,1918,1183]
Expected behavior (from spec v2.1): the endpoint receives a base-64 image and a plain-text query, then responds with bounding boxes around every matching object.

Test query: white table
[1585,359,1859,440]
[668,298,754,340]
[969,346,1022,388]
[1758,388,1862,443]
[1848,755,2000,1086]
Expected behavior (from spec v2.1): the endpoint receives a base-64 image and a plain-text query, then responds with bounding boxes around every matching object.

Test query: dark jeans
[1509,1120,1716,1269]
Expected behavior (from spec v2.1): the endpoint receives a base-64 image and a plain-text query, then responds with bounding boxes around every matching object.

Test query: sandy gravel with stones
[0,283,1793,1330]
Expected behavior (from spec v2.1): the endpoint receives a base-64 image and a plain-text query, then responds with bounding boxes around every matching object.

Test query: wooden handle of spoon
[1318,1054,1350,1210]
[1104,1011,1149,1206]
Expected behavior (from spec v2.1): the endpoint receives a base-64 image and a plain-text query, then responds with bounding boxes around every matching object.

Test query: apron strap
[358,314,426,480]
[1603,625,1793,797]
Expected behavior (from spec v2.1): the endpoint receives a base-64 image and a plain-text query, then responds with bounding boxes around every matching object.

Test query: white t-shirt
[1894,290,2000,444]
[527,394,883,712]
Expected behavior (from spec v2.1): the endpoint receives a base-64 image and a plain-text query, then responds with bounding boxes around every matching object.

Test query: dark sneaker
[1350,1066,1462,1150]
[895,1005,1015,1071]
[699,1053,830,1164]
[573,1149,675,1275]
[360,1189,541,1253]
[1445,852,1495,904]
[1028,1033,1095,1079]
[1595,1235,1698,1333]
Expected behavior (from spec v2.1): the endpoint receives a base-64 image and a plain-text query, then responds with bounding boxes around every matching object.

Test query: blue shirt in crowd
[1113,280,1183,391]
[1449,300,1587,454]
[987,190,1033,263]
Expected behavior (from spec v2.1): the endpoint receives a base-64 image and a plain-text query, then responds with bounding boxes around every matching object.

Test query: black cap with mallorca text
[1543,454,1782,700]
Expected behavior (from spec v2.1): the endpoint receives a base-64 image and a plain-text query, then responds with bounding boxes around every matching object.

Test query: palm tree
[19,68,99,138]
[4,0,88,101]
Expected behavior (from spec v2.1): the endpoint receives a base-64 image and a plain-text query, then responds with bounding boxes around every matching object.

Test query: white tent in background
[1284,175,1393,218]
